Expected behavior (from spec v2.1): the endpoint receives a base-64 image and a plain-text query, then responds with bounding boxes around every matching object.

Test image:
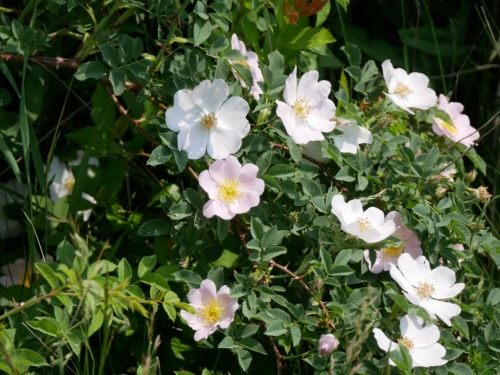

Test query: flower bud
[466,169,477,183]
[469,186,492,203]
[318,334,339,356]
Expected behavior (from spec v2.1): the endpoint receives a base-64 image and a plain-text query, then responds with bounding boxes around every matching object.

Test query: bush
[0,0,499,374]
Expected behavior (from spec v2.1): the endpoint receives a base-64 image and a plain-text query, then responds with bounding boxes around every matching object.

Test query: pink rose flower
[364,211,422,273]
[180,279,239,341]
[199,155,265,220]
[432,94,479,147]
[318,334,339,355]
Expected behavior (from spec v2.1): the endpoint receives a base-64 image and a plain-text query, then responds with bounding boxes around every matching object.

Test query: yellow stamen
[356,217,372,232]
[64,175,75,193]
[235,60,250,69]
[201,112,217,130]
[216,179,242,207]
[417,281,435,298]
[292,97,312,122]
[437,119,459,136]
[398,336,414,350]
[394,82,413,97]
[382,244,404,260]
[198,298,223,326]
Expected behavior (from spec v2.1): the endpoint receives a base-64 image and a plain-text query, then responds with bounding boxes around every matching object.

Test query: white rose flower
[230,34,264,100]
[332,118,373,154]
[47,150,99,222]
[373,314,447,368]
[331,195,397,243]
[382,60,437,114]
[165,79,250,160]
[276,67,336,144]
[389,253,465,326]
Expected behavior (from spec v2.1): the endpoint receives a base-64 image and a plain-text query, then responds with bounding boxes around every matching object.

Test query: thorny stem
[271,143,347,193]
[0,288,62,322]
[269,260,327,311]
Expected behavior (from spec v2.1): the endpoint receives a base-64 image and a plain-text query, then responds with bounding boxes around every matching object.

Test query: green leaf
[487,288,500,305]
[223,49,248,61]
[268,50,284,77]
[262,246,287,261]
[174,270,202,288]
[265,320,288,336]
[88,308,104,337]
[132,37,143,59]
[26,317,60,337]
[74,61,108,81]
[232,63,254,89]
[423,146,439,173]
[320,248,333,273]
[109,69,125,95]
[87,260,118,277]
[35,263,59,289]
[118,258,132,282]
[99,43,120,69]
[261,227,286,248]
[250,217,264,240]
[147,146,172,166]
[138,219,170,237]
[267,164,295,178]
[217,217,230,242]
[335,166,355,182]
[163,302,177,321]
[238,338,267,355]
[118,34,134,64]
[183,188,204,210]
[13,348,48,367]
[138,255,157,278]
[466,147,487,176]
[266,308,291,323]
[56,238,75,265]
[447,363,474,375]
[236,349,252,373]
[451,315,469,340]
[284,27,336,50]
[385,290,409,312]
[194,19,212,46]
[173,150,188,172]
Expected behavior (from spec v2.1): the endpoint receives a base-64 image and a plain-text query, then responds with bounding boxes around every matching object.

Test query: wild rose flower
[47,151,99,222]
[230,35,264,100]
[364,211,422,273]
[180,279,239,341]
[0,258,32,288]
[165,80,250,160]
[332,118,373,154]
[199,155,264,220]
[389,253,465,326]
[382,60,437,114]
[432,94,479,147]
[331,195,397,243]
[318,334,339,355]
[0,179,25,239]
[373,314,447,368]
[276,67,336,144]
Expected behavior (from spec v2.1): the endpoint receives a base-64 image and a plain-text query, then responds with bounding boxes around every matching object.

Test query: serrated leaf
[194,19,211,46]
[74,61,107,81]
[236,349,252,373]
[35,263,59,289]
[26,317,60,337]
[138,219,169,237]
[262,246,287,261]
[118,258,132,282]
[174,270,202,288]
[13,349,48,367]
[138,255,157,278]
[99,43,120,69]
[447,363,474,375]
[88,308,104,337]
[147,146,172,166]
[217,217,230,242]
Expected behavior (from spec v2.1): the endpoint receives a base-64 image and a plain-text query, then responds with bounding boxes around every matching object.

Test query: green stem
[282,348,316,360]
[0,288,62,321]
[154,0,192,71]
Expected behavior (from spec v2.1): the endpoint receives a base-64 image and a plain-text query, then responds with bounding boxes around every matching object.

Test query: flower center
[437,119,459,136]
[382,244,404,260]
[292,97,312,124]
[198,298,223,326]
[216,179,242,207]
[356,217,372,232]
[235,60,250,69]
[398,336,414,350]
[201,112,217,130]
[64,175,76,193]
[393,82,413,97]
[417,281,435,298]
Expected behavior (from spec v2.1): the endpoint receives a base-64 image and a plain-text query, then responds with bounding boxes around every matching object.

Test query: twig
[268,335,283,375]
[187,166,199,181]
[271,143,347,192]
[100,77,161,147]
[269,259,327,311]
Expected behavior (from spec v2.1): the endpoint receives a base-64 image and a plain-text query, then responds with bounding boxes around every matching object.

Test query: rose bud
[318,334,339,355]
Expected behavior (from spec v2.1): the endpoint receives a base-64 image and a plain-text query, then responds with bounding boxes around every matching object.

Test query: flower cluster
[162,43,473,369]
